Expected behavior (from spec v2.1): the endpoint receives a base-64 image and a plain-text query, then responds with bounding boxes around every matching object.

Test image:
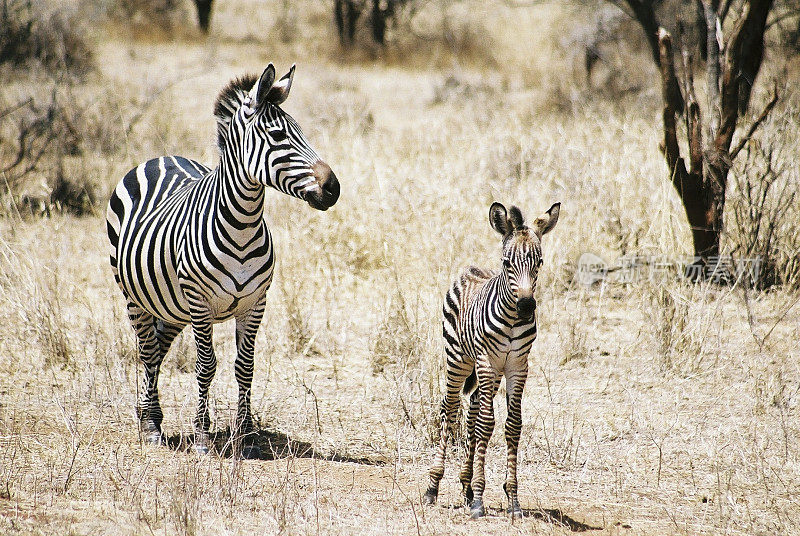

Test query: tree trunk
[632,0,776,280]
[193,0,213,33]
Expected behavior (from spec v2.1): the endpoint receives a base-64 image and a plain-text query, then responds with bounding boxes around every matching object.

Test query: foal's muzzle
[516,296,536,319]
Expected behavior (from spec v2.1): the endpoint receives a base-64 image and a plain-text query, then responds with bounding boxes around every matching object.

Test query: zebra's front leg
[503,362,528,519]
[233,296,266,459]
[127,303,165,445]
[468,365,501,519]
[190,310,217,455]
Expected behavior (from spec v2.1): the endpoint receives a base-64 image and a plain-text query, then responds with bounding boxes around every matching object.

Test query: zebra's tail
[462,367,477,395]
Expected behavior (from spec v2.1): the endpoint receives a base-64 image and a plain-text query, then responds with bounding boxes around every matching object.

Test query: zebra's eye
[270,129,287,142]
[503,258,512,270]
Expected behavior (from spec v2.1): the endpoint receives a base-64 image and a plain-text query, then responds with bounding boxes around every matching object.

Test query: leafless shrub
[371,280,423,374]
[281,279,320,357]
[726,107,800,289]
[108,0,190,33]
[0,0,93,75]
[559,300,589,365]
[0,80,136,216]
[642,284,691,372]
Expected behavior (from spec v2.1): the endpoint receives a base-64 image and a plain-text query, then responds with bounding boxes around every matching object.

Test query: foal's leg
[503,361,528,518]
[459,374,480,504]
[469,362,501,519]
[424,355,473,505]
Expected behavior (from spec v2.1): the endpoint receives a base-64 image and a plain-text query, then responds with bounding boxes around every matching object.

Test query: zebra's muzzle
[516,296,536,320]
[304,161,340,210]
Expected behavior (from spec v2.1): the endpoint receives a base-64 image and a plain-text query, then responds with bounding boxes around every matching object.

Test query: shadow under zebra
[436,503,604,531]
[160,428,386,466]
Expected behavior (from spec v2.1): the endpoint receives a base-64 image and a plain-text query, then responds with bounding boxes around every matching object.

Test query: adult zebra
[423,202,559,518]
[106,64,339,456]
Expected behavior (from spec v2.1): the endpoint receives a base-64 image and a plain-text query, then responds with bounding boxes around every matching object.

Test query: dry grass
[1,0,799,534]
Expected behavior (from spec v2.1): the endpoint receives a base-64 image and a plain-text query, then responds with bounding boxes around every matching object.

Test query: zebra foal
[106,64,339,456]
[424,201,560,519]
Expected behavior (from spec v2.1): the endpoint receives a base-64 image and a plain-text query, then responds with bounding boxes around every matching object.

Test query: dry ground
[1,0,800,534]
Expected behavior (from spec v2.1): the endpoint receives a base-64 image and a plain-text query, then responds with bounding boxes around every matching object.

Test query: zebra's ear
[532,202,560,237]
[489,202,510,236]
[266,64,295,105]
[252,63,276,109]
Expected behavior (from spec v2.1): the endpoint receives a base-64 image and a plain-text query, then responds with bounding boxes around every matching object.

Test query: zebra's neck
[210,156,267,240]
[491,270,520,323]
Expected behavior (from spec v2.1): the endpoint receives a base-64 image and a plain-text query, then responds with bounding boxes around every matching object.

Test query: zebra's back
[107,156,211,323]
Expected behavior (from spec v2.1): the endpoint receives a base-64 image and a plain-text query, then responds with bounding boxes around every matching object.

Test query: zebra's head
[214,64,340,211]
[490,202,560,319]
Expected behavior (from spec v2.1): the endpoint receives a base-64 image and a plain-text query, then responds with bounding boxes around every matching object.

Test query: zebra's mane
[213,73,258,152]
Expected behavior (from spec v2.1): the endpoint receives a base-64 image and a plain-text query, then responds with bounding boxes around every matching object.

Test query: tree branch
[681,49,704,176]
[729,86,779,160]
[704,0,721,137]
[717,0,773,152]
[657,28,688,185]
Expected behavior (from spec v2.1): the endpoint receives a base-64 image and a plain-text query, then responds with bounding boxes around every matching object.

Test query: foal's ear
[266,64,295,105]
[252,63,276,109]
[489,202,510,236]
[532,202,561,237]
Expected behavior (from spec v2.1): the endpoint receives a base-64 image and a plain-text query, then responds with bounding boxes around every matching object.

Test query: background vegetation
[0,0,799,534]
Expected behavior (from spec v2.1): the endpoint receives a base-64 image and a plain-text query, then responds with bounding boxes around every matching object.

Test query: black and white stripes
[424,201,560,518]
[106,64,339,455]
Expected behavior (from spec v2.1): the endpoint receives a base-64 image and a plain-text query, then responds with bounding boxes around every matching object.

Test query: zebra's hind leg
[233,296,266,459]
[424,356,472,505]
[459,376,480,505]
[188,305,217,456]
[127,303,166,445]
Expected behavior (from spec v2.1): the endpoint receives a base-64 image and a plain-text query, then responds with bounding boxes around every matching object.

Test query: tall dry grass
[0,0,799,534]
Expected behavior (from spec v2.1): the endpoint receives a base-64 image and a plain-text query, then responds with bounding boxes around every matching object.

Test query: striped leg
[503,363,528,518]
[127,303,164,444]
[468,362,501,519]
[127,304,184,444]
[233,294,266,459]
[459,381,480,504]
[189,304,217,455]
[424,355,473,505]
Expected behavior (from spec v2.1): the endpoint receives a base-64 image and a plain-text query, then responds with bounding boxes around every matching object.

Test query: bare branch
[657,28,686,182]
[717,0,773,152]
[730,86,779,160]
[680,49,704,176]
[704,0,721,137]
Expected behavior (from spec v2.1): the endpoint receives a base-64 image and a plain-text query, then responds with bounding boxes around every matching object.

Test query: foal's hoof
[469,499,485,519]
[422,488,438,506]
[463,484,474,504]
[508,499,523,519]
[143,431,164,446]
[240,445,261,460]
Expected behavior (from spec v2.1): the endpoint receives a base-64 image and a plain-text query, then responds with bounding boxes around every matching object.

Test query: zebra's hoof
[143,431,164,446]
[508,500,523,519]
[241,445,261,459]
[463,485,474,504]
[469,499,485,519]
[423,489,438,506]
